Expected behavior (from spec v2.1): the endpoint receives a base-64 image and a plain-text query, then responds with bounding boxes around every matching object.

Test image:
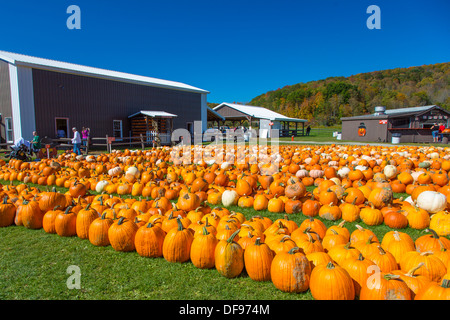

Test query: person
[81,127,89,146]
[57,127,66,138]
[431,123,439,143]
[71,127,82,155]
[439,123,445,142]
[30,131,41,154]
[306,125,311,136]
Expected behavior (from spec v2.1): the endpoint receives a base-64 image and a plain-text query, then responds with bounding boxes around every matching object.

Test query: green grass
[0,181,436,300]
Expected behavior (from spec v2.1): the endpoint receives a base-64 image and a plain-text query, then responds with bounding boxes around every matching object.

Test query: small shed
[341,105,450,143]
[213,102,307,137]
[128,110,177,145]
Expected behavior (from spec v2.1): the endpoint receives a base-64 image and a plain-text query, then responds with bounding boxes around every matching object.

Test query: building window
[5,117,13,143]
[113,120,123,141]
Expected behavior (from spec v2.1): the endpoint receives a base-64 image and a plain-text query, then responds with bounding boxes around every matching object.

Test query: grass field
[0,179,427,301]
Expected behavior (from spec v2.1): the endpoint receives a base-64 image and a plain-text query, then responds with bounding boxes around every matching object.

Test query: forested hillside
[246,62,450,126]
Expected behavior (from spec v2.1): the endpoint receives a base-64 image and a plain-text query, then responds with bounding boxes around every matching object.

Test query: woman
[72,127,82,155]
[81,127,89,146]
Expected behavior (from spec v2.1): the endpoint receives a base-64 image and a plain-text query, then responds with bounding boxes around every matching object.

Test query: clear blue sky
[1,0,449,103]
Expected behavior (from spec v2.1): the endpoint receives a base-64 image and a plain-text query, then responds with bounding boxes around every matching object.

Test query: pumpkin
[381,231,416,264]
[416,191,447,213]
[318,203,342,221]
[310,261,355,300]
[399,250,447,283]
[55,206,78,237]
[108,216,139,252]
[177,192,201,212]
[190,226,218,269]
[368,187,393,209]
[135,221,166,258]
[414,229,450,254]
[214,229,244,278]
[244,237,274,281]
[430,210,450,237]
[367,246,399,273]
[360,203,384,226]
[42,205,63,234]
[270,247,311,293]
[38,188,67,213]
[19,199,44,229]
[221,190,238,207]
[0,196,17,227]
[88,212,114,246]
[360,273,412,300]
[75,203,99,239]
[162,217,194,263]
[414,279,450,300]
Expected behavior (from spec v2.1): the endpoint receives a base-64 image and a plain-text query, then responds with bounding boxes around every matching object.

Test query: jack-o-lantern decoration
[358,123,366,137]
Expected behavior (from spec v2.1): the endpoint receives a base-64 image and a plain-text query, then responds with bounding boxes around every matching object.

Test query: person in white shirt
[71,127,82,155]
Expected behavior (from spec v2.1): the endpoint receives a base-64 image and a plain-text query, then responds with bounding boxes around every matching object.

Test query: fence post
[106,135,110,153]
[140,134,144,150]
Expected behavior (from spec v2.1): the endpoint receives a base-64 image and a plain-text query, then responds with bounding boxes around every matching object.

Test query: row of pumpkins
[0,182,448,300]
[2,144,450,236]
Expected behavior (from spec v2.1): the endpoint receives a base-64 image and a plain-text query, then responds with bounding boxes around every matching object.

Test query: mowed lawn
[0,177,430,301]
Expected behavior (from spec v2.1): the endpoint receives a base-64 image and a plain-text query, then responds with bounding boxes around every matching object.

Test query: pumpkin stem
[226,229,240,243]
[176,216,184,231]
[64,206,73,215]
[424,228,439,239]
[406,262,425,277]
[117,216,126,225]
[442,279,450,289]
[202,226,210,235]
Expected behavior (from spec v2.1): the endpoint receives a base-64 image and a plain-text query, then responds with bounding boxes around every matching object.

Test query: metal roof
[0,50,209,94]
[128,110,178,118]
[341,105,445,121]
[214,102,307,122]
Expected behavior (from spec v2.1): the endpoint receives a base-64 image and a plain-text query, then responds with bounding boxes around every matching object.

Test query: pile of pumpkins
[0,143,449,299]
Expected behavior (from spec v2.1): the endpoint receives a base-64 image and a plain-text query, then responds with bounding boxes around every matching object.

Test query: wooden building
[0,50,209,143]
[341,105,450,143]
[213,102,307,137]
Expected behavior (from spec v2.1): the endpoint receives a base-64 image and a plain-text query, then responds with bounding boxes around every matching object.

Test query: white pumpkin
[337,167,351,178]
[383,165,397,180]
[416,191,447,213]
[108,166,122,177]
[295,169,309,178]
[95,180,109,193]
[221,162,231,170]
[86,155,96,162]
[126,166,140,178]
[221,190,238,207]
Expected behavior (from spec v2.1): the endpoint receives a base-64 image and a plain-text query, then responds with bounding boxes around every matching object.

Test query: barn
[0,50,209,144]
[213,102,307,137]
[341,105,450,143]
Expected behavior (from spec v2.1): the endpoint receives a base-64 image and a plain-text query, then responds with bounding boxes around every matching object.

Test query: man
[71,127,82,155]
[30,131,41,154]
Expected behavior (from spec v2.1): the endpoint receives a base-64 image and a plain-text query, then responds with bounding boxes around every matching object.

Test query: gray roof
[0,50,209,94]
[341,105,446,121]
[214,102,307,122]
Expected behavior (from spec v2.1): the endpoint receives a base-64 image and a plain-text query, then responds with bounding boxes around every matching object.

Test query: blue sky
[1,0,449,103]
